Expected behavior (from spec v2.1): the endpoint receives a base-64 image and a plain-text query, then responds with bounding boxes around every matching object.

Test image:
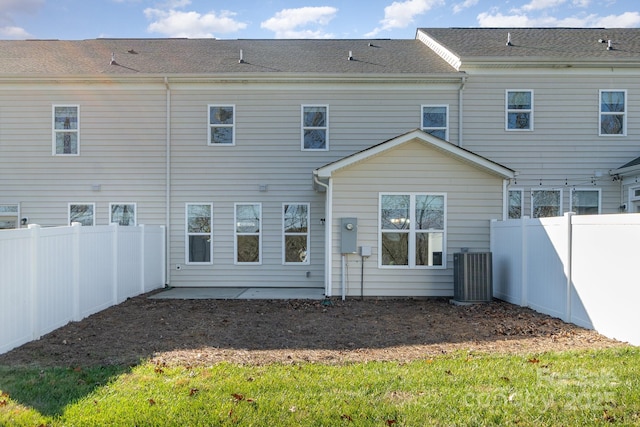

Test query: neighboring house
[0,28,639,297]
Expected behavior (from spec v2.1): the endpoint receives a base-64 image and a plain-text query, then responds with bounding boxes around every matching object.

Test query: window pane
[188,236,211,263]
[284,204,308,232]
[237,235,260,263]
[416,232,443,266]
[303,129,326,149]
[415,195,444,230]
[303,107,326,127]
[601,91,625,112]
[54,106,78,130]
[236,204,260,233]
[209,106,234,125]
[285,235,307,263]
[111,204,136,226]
[381,232,408,266]
[211,127,233,144]
[425,129,446,139]
[600,115,624,135]
[70,204,93,226]
[508,190,522,219]
[508,92,531,109]
[422,106,446,127]
[0,205,18,213]
[508,112,530,130]
[55,132,78,154]
[381,195,410,230]
[532,190,560,218]
[188,205,211,233]
[572,190,599,215]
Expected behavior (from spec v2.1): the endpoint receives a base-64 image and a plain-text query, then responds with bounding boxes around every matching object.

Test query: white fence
[491,213,640,346]
[0,224,165,354]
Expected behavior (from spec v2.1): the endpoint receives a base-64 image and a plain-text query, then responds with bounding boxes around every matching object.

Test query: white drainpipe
[313,173,333,297]
[458,76,467,147]
[164,77,171,286]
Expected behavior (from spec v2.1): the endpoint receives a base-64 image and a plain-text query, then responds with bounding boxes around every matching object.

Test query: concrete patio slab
[149,287,325,300]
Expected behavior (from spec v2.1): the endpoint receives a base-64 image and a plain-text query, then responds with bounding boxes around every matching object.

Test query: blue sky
[1,0,639,40]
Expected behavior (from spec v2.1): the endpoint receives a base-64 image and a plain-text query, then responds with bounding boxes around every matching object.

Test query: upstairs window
[235,203,261,264]
[506,90,533,131]
[302,105,328,150]
[508,189,523,219]
[531,189,561,218]
[53,105,79,155]
[186,203,212,264]
[110,203,137,226]
[570,189,600,215]
[380,193,445,268]
[69,203,95,226]
[208,105,235,145]
[600,90,626,136]
[421,105,448,140]
[283,203,309,264]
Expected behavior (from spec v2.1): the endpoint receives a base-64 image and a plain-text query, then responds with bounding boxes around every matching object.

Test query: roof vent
[506,32,512,46]
[110,52,116,65]
[607,40,613,50]
[239,49,245,63]
[348,50,353,61]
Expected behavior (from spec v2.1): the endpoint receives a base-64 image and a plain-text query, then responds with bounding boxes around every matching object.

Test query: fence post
[564,212,575,323]
[28,224,40,340]
[111,223,119,305]
[71,222,82,321]
[140,224,146,294]
[520,216,528,307]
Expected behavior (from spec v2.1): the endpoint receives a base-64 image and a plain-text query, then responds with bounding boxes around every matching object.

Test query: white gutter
[458,76,467,147]
[313,173,333,297]
[164,77,171,286]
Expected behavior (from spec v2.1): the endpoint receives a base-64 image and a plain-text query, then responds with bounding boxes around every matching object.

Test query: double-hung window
[235,203,261,264]
[110,203,137,226]
[600,90,626,136]
[302,105,328,150]
[508,189,523,219]
[531,189,561,218]
[208,105,235,145]
[186,203,212,264]
[69,203,95,226]
[421,105,448,140]
[53,105,79,155]
[0,204,19,229]
[283,203,309,264]
[570,189,600,215]
[506,90,533,131]
[380,193,445,268]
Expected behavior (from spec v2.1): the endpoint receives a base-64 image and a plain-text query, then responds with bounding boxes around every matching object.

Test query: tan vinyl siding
[0,83,167,227]
[329,139,504,297]
[167,81,460,287]
[460,71,639,215]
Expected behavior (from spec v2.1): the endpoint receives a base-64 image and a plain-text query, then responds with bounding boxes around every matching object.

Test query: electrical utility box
[340,217,358,254]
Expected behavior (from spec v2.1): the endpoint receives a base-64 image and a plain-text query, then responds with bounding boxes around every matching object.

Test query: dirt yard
[0,294,628,367]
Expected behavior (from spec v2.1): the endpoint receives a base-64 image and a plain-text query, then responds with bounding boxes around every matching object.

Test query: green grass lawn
[1,347,639,426]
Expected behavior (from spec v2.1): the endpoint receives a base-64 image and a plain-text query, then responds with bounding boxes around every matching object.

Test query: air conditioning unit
[453,252,492,303]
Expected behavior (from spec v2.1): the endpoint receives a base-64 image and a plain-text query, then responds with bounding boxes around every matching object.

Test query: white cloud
[0,25,33,39]
[477,10,640,28]
[595,11,640,28]
[144,8,247,38]
[260,7,337,39]
[572,0,591,7]
[366,0,444,37]
[453,0,479,14]
[520,0,567,12]
[0,0,42,39]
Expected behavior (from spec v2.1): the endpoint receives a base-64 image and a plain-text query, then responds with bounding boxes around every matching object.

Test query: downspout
[502,179,509,221]
[313,173,333,297]
[458,76,467,147]
[164,77,171,286]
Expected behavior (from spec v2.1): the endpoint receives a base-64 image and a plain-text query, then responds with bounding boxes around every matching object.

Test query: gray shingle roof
[419,28,640,63]
[0,38,458,76]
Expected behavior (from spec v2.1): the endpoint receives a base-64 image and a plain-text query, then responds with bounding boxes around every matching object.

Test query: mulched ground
[0,294,628,367]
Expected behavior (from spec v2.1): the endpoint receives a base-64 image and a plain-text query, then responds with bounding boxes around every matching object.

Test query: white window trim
[508,188,524,219]
[234,202,262,265]
[208,104,236,146]
[185,203,213,265]
[505,90,534,131]
[282,202,310,265]
[599,89,627,137]
[378,192,447,270]
[628,185,640,213]
[301,104,329,151]
[53,104,80,156]
[421,104,449,141]
[68,202,95,226]
[109,202,137,226]
[569,188,601,215]
[531,188,563,218]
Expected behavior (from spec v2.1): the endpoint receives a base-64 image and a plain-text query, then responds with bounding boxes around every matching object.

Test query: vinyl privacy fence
[0,223,165,354]
[491,213,640,346]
